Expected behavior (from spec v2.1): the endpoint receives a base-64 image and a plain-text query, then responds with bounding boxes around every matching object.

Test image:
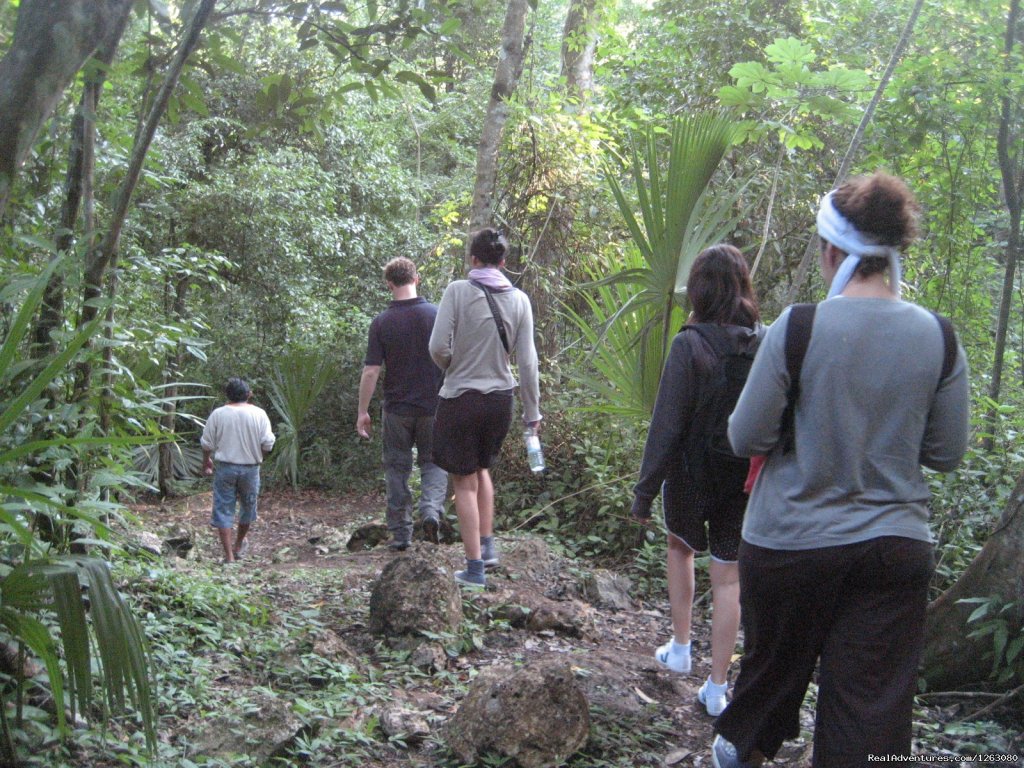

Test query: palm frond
[41,568,91,717]
[67,558,155,749]
[0,261,157,754]
[267,350,335,488]
[564,248,684,418]
[0,316,103,437]
[0,612,67,731]
[584,112,740,418]
[674,180,750,296]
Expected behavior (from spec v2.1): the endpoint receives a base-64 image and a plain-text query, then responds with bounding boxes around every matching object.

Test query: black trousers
[715,536,934,767]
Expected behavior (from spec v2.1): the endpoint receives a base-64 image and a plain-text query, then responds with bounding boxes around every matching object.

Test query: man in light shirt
[201,377,276,563]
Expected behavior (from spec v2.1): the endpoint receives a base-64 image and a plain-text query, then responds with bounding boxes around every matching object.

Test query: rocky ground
[124,488,1020,767]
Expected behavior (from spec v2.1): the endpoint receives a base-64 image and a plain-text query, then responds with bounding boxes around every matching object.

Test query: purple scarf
[468,267,513,292]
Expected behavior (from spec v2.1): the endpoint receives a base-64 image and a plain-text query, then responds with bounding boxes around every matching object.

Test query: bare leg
[708,558,741,685]
[452,472,481,560]
[667,534,696,642]
[233,522,251,556]
[217,527,235,562]
[476,469,494,538]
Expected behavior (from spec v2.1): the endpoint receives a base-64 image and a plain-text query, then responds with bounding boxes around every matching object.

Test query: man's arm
[357,365,382,438]
[200,411,217,476]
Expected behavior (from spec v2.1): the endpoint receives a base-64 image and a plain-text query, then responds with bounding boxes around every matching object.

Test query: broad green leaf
[718,85,753,107]
[765,37,815,66]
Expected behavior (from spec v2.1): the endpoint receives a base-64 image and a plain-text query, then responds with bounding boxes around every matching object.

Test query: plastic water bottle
[524,427,545,473]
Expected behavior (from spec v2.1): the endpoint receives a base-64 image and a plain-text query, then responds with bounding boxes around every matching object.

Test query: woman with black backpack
[630,244,763,718]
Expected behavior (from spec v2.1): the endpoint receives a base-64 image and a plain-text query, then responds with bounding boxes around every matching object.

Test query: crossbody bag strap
[470,279,510,354]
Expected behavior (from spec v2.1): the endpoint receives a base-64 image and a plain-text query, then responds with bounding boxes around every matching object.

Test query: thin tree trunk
[158,273,190,498]
[925,5,1022,673]
[466,0,530,262]
[525,0,602,355]
[560,0,599,103]
[783,0,926,304]
[985,0,1023,448]
[74,0,218,401]
[0,0,132,218]
[33,7,132,354]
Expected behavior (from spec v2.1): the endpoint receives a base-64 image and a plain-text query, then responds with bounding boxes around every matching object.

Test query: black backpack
[780,303,958,453]
[681,324,760,493]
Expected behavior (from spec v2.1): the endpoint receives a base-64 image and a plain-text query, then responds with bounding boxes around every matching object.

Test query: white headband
[816,191,902,299]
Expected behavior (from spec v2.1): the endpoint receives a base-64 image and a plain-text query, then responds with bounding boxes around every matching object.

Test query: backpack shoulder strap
[780,303,817,453]
[931,311,957,386]
[470,279,510,354]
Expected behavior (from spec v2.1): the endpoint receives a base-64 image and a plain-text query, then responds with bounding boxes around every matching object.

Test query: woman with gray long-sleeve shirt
[429,229,541,589]
[710,173,970,768]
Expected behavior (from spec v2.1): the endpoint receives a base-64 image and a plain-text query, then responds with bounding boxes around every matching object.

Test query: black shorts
[432,390,514,476]
[662,457,747,562]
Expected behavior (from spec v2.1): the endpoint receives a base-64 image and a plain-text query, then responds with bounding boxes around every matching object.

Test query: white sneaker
[654,638,691,674]
[698,678,729,717]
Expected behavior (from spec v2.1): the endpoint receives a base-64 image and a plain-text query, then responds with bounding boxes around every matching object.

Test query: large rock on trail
[186,691,302,763]
[367,551,462,641]
[446,655,590,768]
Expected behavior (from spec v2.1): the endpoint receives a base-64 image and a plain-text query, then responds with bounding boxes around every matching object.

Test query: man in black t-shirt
[357,257,447,549]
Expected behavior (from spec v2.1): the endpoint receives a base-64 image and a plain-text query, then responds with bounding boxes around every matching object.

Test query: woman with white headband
[707,172,971,768]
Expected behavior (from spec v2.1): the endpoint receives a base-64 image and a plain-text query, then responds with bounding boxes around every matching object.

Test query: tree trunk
[0,0,132,218]
[560,0,599,103]
[33,7,132,354]
[985,0,1023,448]
[466,0,530,261]
[158,273,190,498]
[922,470,1024,689]
[523,0,601,356]
[74,0,218,402]
[783,0,925,304]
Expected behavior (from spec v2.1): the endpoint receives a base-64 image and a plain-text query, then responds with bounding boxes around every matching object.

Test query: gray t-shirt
[200,403,276,465]
[428,279,541,424]
[728,298,970,550]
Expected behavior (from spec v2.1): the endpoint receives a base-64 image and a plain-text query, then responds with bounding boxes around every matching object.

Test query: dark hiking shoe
[423,517,440,544]
[711,736,753,768]
[454,569,485,589]
[387,539,410,551]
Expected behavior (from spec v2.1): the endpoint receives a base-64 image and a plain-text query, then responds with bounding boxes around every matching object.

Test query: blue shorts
[211,462,261,528]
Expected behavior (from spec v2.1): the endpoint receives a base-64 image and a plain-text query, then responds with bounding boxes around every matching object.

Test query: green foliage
[0,264,156,760]
[961,595,1024,685]
[493,382,645,563]
[928,402,1022,597]
[719,36,870,150]
[267,349,335,489]
[563,248,669,418]
[579,113,739,418]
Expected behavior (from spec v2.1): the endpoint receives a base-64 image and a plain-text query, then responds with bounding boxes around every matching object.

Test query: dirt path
[130,488,1017,766]
[134,487,768,766]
